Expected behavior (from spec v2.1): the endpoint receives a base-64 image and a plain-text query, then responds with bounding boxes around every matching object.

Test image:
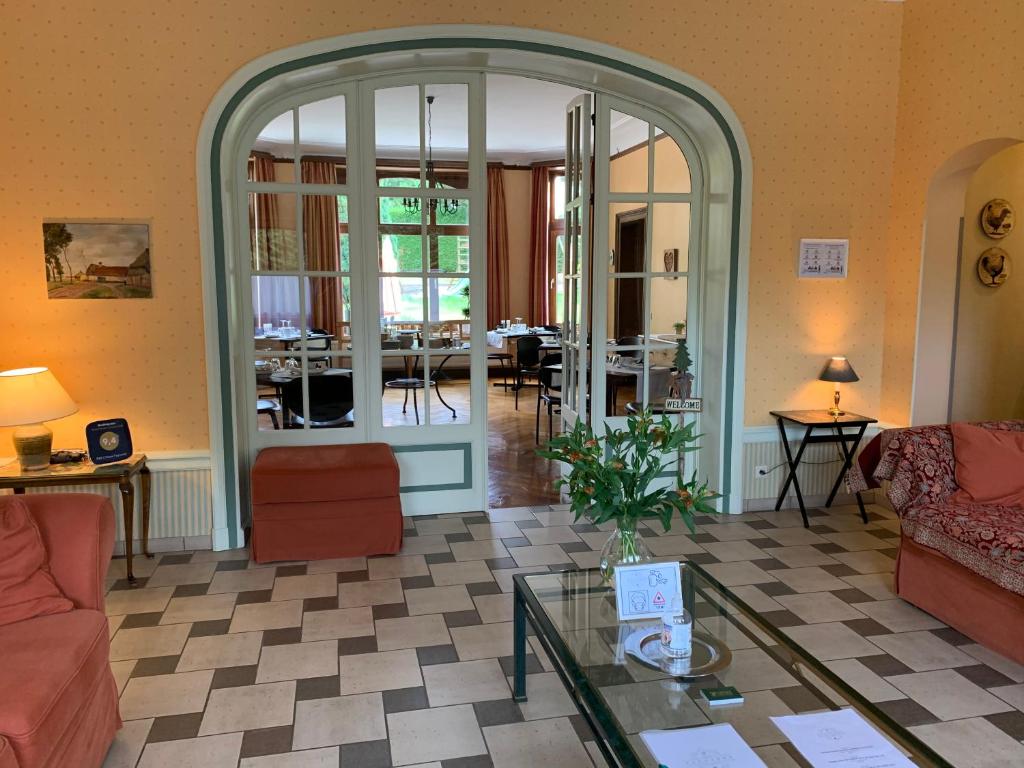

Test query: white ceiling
[254,74,650,164]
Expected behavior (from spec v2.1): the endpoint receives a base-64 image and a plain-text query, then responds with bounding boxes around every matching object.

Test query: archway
[196,27,752,549]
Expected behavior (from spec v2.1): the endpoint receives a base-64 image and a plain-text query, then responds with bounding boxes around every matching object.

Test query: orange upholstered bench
[250,444,403,563]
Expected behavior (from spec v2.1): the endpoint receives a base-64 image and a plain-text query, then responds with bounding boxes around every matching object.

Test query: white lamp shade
[0,367,78,426]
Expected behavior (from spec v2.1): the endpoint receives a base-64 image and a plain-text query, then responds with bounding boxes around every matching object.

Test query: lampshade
[819,357,859,384]
[0,367,78,426]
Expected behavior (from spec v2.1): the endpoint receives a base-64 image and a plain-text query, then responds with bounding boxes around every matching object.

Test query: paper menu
[640,723,767,768]
[771,709,916,767]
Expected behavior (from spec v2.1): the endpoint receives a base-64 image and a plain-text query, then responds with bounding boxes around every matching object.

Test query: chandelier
[402,95,461,217]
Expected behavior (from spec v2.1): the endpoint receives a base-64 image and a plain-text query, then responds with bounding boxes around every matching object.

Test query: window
[548,170,566,323]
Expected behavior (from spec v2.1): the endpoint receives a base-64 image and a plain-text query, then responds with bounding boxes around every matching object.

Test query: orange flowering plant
[538,409,718,534]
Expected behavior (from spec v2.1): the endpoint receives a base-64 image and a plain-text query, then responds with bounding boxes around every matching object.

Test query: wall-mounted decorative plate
[981,199,1014,239]
[977,248,1011,287]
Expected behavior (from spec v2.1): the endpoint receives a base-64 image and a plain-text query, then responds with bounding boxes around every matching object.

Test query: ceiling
[253,74,650,164]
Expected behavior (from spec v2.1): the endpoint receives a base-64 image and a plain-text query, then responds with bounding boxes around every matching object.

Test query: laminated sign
[614,563,684,621]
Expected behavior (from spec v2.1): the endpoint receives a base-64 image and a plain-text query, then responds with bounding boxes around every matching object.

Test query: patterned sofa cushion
[902,500,1024,596]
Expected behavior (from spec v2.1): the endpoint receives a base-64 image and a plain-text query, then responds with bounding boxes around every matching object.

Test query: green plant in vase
[538,409,718,581]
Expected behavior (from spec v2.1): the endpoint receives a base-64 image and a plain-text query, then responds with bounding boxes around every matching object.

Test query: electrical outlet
[755,465,769,477]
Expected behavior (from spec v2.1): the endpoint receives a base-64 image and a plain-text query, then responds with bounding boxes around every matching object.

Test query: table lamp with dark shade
[819,356,859,417]
[0,367,78,470]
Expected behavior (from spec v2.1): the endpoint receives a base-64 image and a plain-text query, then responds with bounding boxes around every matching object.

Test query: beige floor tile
[522,525,581,545]
[110,623,192,661]
[761,545,839,568]
[701,540,769,562]
[991,683,1024,710]
[854,599,945,632]
[760,526,827,546]
[532,509,577,526]
[240,747,340,768]
[190,548,250,562]
[137,732,243,768]
[467,522,522,540]
[869,631,975,671]
[429,560,495,585]
[305,556,367,574]
[716,647,799,692]
[101,717,152,768]
[822,531,895,551]
[176,631,264,672]
[199,680,296,735]
[375,614,451,651]
[697,615,761,650]
[337,579,404,608]
[144,562,218,588]
[414,517,469,535]
[405,585,475,615]
[484,717,591,767]
[839,573,897,600]
[107,556,161,581]
[229,599,304,633]
[570,550,602,569]
[508,544,573,567]
[888,670,1012,720]
[271,573,338,602]
[492,566,550,592]
[775,591,866,623]
[781,622,885,661]
[388,704,487,766]
[487,507,539,522]
[301,606,375,642]
[643,534,707,557]
[119,670,214,719]
[752,744,801,768]
[424,659,510,706]
[578,531,615,551]
[696,689,795,747]
[367,554,430,580]
[724,585,784,613]
[110,660,136,695]
[339,649,423,695]
[911,716,1024,767]
[257,639,339,683]
[108,614,125,636]
[824,659,906,702]
[512,672,578,720]
[104,586,175,616]
[704,522,764,541]
[473,593,513,623]
[292,692,386,749]
[450,621,513,660]
[397,534,452,557]
[207,566,277,594]
[700,561,776,587]
[962,643,1024,682]
[450,539,511,562]
[830,549,896,575]
[160,593,237,624]
[769,566,848,593]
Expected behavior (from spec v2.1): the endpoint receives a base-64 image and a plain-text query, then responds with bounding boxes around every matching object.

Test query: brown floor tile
[820,563,860,578]
[160,554,195,566]
[757,610,805,628]
[473,699,524,727]
[236,590,273,605]
[417,644,460,666]
[444,610,483,628]
[276,564,307,577]
[132,655,182,678]
[121,612,165,629]
[173,583,210,597]
[859,654,915,677]
[427,552,458,565]
[296,675,341,701]
[211,665,259,689]
[190,619,231,637]
[985,711,1024,740]
[956,665,1018,689]
[239,725,295,759]
[444,754,496,768]
[875,698,940,727]
[146,713,203,743]
[831,588,875,604]
[758,581,797,597]
[215,560,249,572]
[338,636,379,656]
[486,557,518,570]
[262,627,303,646]
[774,685,830,713]
[930,627,973,646]
[373,603,410,620]
[401,575,435,590]
[382,686,430,713]
[338,570,371,583]
[501,537,531,548]
[842,618,892,637]
[340,739,392,768]
[303,596,339,612]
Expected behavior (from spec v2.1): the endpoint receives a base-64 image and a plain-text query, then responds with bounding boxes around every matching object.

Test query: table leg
[140,466,153,558]
[513,583,528,702]
[120,478,136,583]
[775,420,813,527]
[826,424,870,523]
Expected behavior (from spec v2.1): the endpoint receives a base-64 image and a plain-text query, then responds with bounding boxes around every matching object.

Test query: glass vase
[599,519,653,582]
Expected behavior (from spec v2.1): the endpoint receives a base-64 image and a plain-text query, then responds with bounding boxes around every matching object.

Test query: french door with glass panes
[241,74,487,514]
[560,93,704,476]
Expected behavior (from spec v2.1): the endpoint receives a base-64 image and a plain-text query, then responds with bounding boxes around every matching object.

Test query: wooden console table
[0,454,151,582]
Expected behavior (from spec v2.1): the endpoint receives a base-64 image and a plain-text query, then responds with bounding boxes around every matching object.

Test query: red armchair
[0,494,121,768]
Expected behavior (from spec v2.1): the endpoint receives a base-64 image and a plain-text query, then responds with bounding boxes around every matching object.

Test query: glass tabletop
[514,562,951,767]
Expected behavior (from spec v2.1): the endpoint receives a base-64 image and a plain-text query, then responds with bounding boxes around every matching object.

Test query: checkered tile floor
[101,503,1024,768]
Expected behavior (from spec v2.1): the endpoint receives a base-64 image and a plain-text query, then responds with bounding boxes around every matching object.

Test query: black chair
[535,354,563,444]
[282,375,354,428]
[514,335,544,410]
[615,335,644,360]
[488,351,514,391]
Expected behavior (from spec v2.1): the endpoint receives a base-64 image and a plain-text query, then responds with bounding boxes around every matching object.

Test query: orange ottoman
[251,444,403,563]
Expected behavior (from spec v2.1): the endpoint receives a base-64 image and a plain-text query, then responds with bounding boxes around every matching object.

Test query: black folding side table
[769,409,877,528]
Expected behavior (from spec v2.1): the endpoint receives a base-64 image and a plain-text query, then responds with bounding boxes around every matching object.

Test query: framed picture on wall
[42,221,152,299]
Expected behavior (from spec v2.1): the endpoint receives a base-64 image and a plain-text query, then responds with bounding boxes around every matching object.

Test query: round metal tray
[625,628,732,679]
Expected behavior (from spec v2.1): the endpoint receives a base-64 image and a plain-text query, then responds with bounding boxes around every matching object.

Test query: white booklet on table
[771,709,916,767]
[640,723,767,768]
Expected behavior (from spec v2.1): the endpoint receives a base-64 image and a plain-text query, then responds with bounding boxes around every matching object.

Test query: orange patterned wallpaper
[881,0,1024,425]
[0,1,908,452]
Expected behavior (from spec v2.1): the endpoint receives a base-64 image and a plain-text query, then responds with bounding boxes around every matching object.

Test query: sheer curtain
[527,166,550,326]
[301,158,341,335]
[486,166,511,329]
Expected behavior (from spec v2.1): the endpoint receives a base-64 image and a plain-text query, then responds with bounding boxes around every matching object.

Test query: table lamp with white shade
[0,367,78,470]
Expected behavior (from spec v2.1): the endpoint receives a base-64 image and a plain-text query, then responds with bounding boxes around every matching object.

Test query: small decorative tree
[673,338,694,399]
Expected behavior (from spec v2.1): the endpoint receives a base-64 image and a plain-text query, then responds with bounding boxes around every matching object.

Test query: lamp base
[13,423,53,471]
[828,388,845,418]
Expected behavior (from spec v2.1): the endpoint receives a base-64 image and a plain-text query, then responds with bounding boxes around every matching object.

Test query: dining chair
[514,335,544,410]
[282,375,354,428]
[535,353,563,444]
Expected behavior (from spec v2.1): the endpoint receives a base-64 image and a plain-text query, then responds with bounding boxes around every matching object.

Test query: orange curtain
[300,159,340,334]
[486,166,511,329]
[527,167,550,326]
[248,153,281,270]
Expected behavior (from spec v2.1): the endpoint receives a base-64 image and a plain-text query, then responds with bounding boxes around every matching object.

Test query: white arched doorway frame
[911,137,1023,426]
[196,26,752,550]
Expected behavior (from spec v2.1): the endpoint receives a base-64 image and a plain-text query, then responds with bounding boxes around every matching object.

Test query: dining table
[254,331,335,351]
[542,361,671,415]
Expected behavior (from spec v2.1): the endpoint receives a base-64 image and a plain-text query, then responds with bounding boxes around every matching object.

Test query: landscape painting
[43,221,152,299]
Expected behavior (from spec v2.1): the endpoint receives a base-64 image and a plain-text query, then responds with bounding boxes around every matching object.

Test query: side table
[0,453,151,582]
[769,410,877,528]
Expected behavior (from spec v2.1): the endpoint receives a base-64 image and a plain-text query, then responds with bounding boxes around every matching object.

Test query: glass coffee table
[512,562,951,767]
